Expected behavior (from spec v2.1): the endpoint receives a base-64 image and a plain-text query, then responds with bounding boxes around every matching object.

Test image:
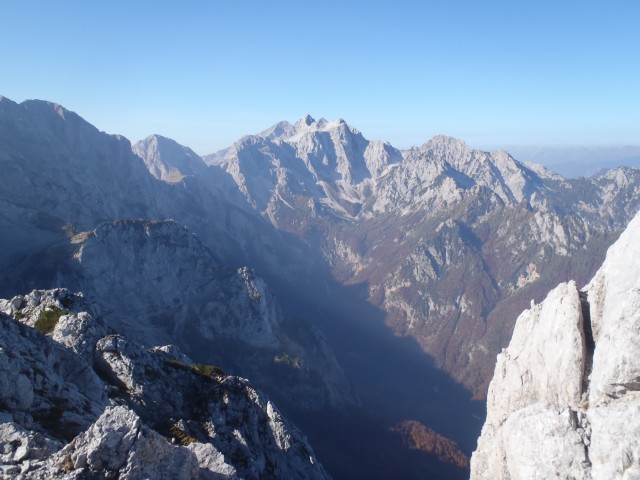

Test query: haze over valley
[1,95,639,478]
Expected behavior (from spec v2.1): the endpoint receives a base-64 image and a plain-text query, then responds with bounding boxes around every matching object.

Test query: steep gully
[579,291,595,396]
[578,290,594,467]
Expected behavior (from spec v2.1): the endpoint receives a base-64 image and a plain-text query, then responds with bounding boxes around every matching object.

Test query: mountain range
[206,113,640,399]
[506,145,640,178]
[1,95,639,479]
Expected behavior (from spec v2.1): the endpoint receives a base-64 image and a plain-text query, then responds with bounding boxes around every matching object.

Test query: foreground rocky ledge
[471,211,640,479]
[0,289,330,479]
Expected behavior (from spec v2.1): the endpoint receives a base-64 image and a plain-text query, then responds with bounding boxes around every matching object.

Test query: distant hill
[506,145,640,178]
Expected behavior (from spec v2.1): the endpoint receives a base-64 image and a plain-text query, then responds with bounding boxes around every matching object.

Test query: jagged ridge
[0,288,331,479]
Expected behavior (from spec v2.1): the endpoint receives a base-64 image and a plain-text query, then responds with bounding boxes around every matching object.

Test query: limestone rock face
[471,211,640,479]
[4,220,355,410]
[133,134,209,184]
[55,406,206,479]
[583,209,640,480]
[483,281,586,426]
[209,115,403,220]
[0,289,331,480]
[207,113,640,400]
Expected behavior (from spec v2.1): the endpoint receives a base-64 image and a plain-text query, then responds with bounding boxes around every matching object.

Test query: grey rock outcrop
[4,219,355,410]
[0,289,331,479]
[0,96,158,264]
[133,134,209,184]
[470,210,640,479]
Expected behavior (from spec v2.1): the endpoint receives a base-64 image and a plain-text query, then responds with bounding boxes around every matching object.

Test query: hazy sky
[2,0,639,154]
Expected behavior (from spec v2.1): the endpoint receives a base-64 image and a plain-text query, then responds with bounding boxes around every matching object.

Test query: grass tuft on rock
[170,425,198,445]
[35,308,71,334]
[191,363,224,378]
[167,359,224,379]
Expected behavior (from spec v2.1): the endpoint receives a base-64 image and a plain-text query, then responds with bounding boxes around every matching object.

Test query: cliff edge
[471,211,640,479]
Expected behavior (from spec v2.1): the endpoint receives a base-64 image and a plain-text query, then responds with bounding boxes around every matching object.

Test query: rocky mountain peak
[259,120,296,141]
[295,113,316,130]
[20,99,83,126]
[406,134,548,207]
[0,95,17,108]
[289,115,360,139]
[213,114,388,219]
[133,134,207,183]
[422,135,469,157]
[0,96,159,249]
[0,98,98,145]
[138,133,170,147]
[597,165,637,185]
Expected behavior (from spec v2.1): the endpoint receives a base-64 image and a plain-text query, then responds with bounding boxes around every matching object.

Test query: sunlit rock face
[471,211,640,480]
[211,114,640,398]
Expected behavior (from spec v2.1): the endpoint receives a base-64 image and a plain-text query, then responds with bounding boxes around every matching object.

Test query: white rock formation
[210,114,403,220]
[471,211,640,479]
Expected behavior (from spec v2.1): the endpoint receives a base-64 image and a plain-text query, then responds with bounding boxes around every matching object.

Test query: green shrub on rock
[35,308,71,334]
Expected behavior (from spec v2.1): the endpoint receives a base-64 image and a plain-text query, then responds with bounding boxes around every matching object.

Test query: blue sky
[2,0,639,154]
